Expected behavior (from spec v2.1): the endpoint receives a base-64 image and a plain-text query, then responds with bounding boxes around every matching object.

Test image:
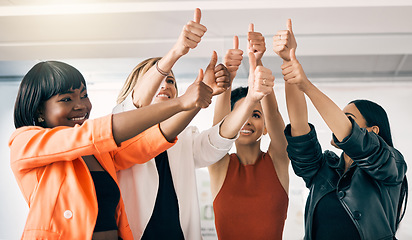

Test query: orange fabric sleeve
[112,124,177,171]
[9,115,117,174]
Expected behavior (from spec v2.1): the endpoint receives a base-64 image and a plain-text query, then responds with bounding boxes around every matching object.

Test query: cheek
[86,99,92,111]
[43,107,67,127]
[171,85,178,97]
[253,118,265,131]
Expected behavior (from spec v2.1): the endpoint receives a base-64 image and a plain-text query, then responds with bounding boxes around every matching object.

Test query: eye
[166,79,175,84]
[253,113,261,119]
[59,97,71,102]
[81,93,88,99]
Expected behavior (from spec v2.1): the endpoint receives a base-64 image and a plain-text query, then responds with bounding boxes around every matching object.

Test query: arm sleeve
[9,115,117,174]
[334,117,406,184]
[284,123,325,187]
[192,120,237,168]
[112,124,177,171]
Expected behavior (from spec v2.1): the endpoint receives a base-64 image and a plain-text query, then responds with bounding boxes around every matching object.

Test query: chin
[153,98,169,104]
[237,135,259,145]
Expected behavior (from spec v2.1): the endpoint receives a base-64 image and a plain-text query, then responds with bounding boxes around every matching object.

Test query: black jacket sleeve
[334,117,406,185]
[285,123,327,187]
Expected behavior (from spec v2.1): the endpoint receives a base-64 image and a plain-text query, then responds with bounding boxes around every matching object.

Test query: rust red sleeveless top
[213,152,288,240]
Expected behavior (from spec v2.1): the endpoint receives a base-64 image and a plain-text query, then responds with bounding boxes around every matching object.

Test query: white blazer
[113,94,236,240]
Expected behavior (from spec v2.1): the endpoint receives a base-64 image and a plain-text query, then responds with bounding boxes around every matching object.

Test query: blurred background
[0,0,411,239]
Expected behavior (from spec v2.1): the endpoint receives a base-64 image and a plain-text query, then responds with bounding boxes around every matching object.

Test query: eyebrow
[60,86,86,95]
[345,112,356,119]
[253,110,262,115]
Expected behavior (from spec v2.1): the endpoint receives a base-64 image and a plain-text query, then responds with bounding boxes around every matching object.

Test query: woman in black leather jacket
[280,48,408,240]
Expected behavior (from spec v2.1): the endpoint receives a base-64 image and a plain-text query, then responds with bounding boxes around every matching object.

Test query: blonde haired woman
[113,8,260,240]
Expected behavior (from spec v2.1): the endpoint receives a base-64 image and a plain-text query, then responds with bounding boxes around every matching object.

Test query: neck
[235,140,262,165]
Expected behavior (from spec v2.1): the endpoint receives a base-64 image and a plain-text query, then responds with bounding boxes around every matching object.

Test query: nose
[73,99,87,110]
[160,81,170,90]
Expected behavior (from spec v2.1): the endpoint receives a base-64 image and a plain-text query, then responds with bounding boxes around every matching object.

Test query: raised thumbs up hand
[203,51,230,95]
[247,23,266,64]
[247,52,274,102]
[281,48,311,92]
[273,19,297,61]
[173,8,207,57]
[179,69,213,110]
[223,36,244,82]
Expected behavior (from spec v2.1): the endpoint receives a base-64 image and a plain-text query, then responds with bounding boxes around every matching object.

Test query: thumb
[233,35,239,49]
[290,48,297,61]
[208,51,218,69]
[287,19,293,33]
[249,23,254,32]
[195,69,204,83]
[248,52,257,73]
[194,8,201,23]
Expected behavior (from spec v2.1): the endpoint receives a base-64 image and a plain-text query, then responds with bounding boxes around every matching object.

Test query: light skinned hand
[173,8,207,57]
[203,51,230,95]
[273,19,297,61]
[223,36,243,82]
[247,23,266,63]
[281,48,310,92]
[179,69,213,110]
[247,52,274,102]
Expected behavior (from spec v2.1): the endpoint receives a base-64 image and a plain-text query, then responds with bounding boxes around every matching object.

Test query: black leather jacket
[285,119,406,240]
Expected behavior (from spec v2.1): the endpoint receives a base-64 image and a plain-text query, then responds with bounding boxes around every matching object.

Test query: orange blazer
[9,115,176,240]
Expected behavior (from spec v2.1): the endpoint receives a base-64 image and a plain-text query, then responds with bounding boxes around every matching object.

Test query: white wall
[1,80,411,239]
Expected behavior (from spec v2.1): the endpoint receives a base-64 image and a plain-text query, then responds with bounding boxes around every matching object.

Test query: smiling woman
[36,85,91,127]
[13,61,88,128]
[9,60,214,239]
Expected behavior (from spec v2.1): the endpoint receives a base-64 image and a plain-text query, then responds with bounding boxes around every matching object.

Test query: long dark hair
[350,99,407,230]
[14,61,86,128]
[350,99,393,147]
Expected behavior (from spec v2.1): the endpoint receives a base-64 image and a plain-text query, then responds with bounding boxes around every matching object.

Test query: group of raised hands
[169,8,311,111]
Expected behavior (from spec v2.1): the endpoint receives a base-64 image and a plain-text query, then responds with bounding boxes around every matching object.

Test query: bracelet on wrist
[155,61,170,77]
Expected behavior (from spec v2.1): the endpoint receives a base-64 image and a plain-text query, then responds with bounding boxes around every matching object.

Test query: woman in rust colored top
[209,26,289,240]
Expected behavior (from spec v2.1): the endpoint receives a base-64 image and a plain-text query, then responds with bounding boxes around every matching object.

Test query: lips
[69,113,88,121]
[156,91,171,99]
[240,128,254,135]
[157,94,170,98]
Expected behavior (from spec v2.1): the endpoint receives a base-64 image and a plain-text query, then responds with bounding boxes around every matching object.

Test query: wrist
[301,79,314,94]
[165,48,181,64]
[244,94,259,105]
[282,58,291,63]
[170,46,185,59]
[173,97,188,111]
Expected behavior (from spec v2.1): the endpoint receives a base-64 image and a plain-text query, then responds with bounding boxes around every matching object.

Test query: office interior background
[0,1,411,239]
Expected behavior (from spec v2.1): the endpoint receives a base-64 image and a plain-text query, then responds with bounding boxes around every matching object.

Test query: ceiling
[1,0,412,84]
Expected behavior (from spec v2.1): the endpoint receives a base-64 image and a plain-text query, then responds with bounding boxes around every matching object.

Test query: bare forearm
[304,82,351,141]
[219,96,256,139]
[285,83,310,136]
[157,48,181,74]
[133,50,181,107]
[262,91,286,143]
[112,98,184,144]
[213,87,231,126]
[159,108,201,142]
